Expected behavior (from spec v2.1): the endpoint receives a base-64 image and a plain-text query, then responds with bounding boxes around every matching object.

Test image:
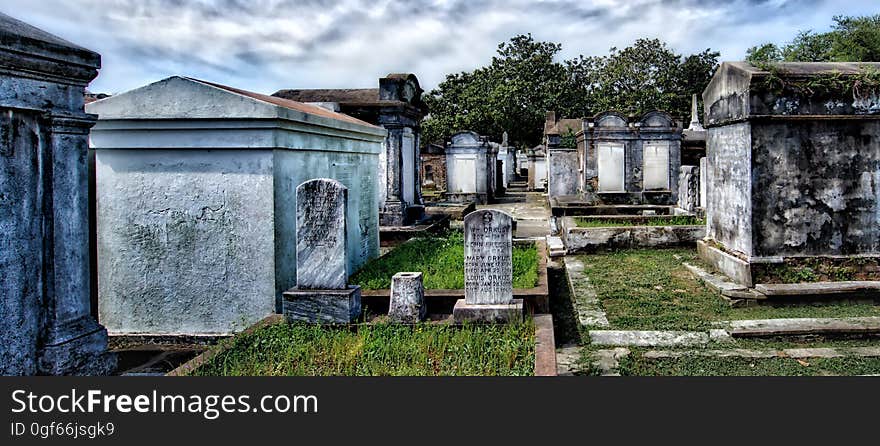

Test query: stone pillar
[0,12,114,375]
[388,272,426,323]
[379,124,406,226]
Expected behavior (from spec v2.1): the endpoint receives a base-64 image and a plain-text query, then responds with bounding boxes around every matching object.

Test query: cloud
[1,0,877,95]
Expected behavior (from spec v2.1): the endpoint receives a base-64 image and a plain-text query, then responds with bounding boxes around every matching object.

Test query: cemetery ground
[553,248,880,376]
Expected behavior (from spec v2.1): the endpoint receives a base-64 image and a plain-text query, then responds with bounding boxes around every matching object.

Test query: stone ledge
[533,314,557,376]
[589,330,709,347]
[755,281,880,297]
[719,317,880,338]
[697,240,753,287]
[283,286,362,324]
[452,299,523,324]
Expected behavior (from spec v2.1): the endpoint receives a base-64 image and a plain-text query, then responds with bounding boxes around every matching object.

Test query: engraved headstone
[284,178,361,323]
[388,272,426,323]
[464,210,514,304]
[296,178,347,289]
[454,209,522,323]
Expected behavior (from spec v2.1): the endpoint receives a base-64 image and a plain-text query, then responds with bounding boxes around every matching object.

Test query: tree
[422,35,718,148]
[746,14,880,63]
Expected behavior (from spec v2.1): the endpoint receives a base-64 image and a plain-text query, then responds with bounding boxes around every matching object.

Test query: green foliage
[422,34,718,148]
[559,129,577,149]
[746,43,782,64]
[577,249,880,331]
[191,321,535,376]
[747,14,880,63]
[349,231,539,290]
[574,216,704,228]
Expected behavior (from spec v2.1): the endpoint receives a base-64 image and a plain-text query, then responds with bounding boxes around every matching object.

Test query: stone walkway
[477,191,550,238]
[564,256,609,327]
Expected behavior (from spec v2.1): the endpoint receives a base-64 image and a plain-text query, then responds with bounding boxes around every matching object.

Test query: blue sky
[3,0,878,95]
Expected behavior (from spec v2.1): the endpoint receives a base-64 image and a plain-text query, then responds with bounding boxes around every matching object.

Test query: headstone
[453,209,523,323]
[283,178,362,323]
[296,178,347,289]
[388,272,426,323]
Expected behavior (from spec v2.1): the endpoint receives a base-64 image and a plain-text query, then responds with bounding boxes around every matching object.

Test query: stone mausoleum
[700,62,880,286]
[273,74,428,226]
[86,76,386,335]
[1,13,114,375]
[444,131,497,204]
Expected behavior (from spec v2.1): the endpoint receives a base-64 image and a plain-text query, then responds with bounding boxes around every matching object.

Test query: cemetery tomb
[0,12,114,375]
[87,76,385,334]
[700,62,880,285]
[579,111,682,206]
[444,131,493,204]
[273,74,429,226]
[527,146,548,191]
[283,179,362,324]
[453,210,523,323]
[545,112,583,198]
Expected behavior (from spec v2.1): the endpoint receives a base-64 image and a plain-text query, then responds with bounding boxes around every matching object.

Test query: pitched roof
[272,88,383,104]
[191,78,378,127]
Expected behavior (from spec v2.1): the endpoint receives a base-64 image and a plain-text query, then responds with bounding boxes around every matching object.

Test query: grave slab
[589,330,709,347]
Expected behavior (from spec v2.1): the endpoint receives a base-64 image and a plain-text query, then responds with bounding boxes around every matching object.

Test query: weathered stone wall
[751,120,880,257]
[706,122,752,256]
[96,150,276,335]
[1,109,45,375]
[548,148,579,197]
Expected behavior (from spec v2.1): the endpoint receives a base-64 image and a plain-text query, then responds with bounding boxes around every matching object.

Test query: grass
[616,350,880,376]
[577,249,880,331]
[350,231,539,290]
[188,321,535,376]
[574,216,704,228]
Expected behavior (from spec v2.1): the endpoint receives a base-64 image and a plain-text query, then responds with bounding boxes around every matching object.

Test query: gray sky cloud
[2,0,877,95]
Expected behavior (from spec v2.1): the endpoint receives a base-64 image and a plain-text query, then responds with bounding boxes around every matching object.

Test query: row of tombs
[3,12,880,375]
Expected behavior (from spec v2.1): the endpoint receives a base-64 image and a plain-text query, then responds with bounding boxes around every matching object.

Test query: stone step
[721,317,880,338]
[755,281,880,297]
[546,235,565,257]
[589,330,709,347]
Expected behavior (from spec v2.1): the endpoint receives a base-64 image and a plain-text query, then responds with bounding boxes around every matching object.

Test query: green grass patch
[616,350,880,376]
[351,231,539,290]
[577,249,880,331]
[188,321,535,376]
[574,216,704,228]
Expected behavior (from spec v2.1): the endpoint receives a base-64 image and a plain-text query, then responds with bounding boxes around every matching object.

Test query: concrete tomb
[273,74,428,226]
[444,131,496,204]
[283,179,362,323]
[527,146,548,192]
[0,12,114,375]
[700,62,880,285]
[545,112,583,198]
[576,111,682,206]
[453,210,523,323]
[87,76,385,334]
[388,272,426,323]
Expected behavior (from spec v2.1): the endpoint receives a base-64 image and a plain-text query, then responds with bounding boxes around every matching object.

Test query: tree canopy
[746,14,880,64]
[421,35,718,148]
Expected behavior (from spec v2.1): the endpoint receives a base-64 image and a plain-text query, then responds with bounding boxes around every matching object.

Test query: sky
[3,0,878,95]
